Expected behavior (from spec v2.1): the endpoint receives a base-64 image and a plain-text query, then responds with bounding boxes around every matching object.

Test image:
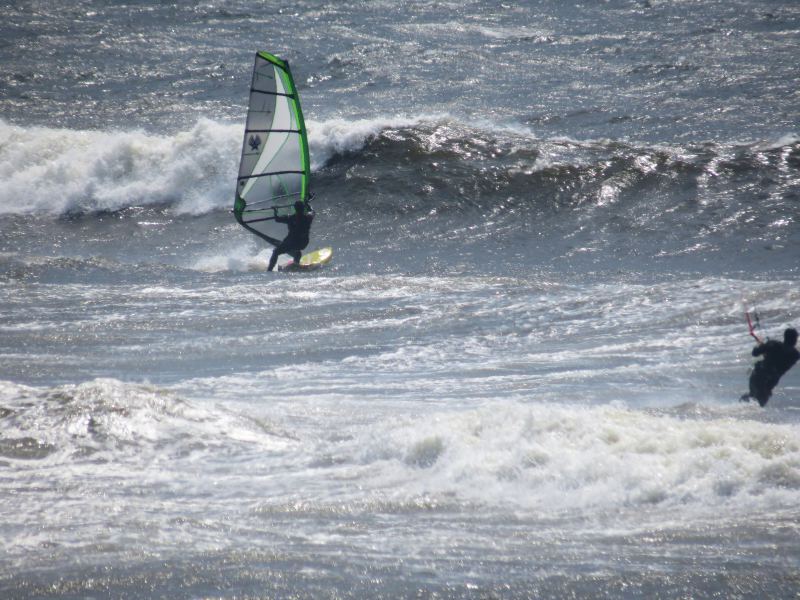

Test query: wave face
[316,120,799,232]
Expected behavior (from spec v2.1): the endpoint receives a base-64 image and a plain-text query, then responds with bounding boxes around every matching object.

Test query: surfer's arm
[753,340,780,357]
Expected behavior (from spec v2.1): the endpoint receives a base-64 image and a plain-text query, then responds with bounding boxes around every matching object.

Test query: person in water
[267,200,314,271]
[740,327,799,406]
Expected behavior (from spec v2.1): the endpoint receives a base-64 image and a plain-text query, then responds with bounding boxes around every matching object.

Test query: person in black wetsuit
[267,200,314,271]
[740,328,799,406]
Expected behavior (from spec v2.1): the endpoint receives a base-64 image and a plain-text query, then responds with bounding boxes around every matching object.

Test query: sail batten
[237,170,305,181]
[233,51,311,245]
[251,90,295,97]
[245,129,303,133]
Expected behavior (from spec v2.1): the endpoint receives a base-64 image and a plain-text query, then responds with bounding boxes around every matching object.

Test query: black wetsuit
[745,341,799,406]
[268,209,314,271]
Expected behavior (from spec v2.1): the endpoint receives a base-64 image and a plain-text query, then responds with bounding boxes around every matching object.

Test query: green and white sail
[234,51,310,246]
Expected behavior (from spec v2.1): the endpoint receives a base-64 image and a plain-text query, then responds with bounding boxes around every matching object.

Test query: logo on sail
[248,135,262,151]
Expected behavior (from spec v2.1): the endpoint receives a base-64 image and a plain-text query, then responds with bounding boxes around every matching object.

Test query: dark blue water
[1,1,799,598]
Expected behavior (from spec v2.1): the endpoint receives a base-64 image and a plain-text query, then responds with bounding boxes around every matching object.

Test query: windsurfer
[267,200,315,271]
[740,328,799,406]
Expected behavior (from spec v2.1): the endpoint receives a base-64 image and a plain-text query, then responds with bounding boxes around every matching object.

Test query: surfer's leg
[268,239,293,271]
[757,376,781,407]
[291,250,301,264]
[754,383,772,406]
[267,247,283,271]
[749,363,781,407]
[748,365,764,399]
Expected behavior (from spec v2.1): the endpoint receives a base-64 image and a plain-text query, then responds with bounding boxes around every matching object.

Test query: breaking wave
[0,116,422,216]
[3,378,799,516]
[2,116,797,223]
[0,118,238,216]
[2,116,798,273]
[272,400,800,520]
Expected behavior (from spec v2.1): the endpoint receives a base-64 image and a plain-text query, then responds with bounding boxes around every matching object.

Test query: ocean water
[1,1,799,598]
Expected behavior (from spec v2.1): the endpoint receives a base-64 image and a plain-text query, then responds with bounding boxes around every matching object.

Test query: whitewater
[2,1,799,598]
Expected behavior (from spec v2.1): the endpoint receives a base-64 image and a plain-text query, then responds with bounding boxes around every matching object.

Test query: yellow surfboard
[278,247,333,272]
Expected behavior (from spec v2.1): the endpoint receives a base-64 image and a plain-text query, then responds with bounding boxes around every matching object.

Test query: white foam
[0,118,240,216]
[190,242,272,272]
[752,133,800,152]
[345,401,800,516]
[0,377,295,459]
[0,115,438,217]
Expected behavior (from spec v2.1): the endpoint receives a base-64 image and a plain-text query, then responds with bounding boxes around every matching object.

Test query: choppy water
[1,1,799,598]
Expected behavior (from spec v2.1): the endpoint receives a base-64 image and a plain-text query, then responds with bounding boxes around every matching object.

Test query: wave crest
[2,116,797,227]
[0,118,239,216]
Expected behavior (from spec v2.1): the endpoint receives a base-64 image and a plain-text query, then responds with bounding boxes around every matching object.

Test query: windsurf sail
[233,51,311,246]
